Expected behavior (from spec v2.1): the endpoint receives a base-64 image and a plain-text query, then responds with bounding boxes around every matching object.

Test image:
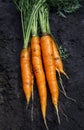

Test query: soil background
[0,1,84,130]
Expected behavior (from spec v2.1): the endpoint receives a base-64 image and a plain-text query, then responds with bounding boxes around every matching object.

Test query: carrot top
[14,0,46,48]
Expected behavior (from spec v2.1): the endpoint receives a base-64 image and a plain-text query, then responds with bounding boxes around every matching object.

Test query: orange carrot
[28,46,34,90]
[31,36,48,128]
[28,47,34,120]
[51,38,77,103]
[40,35,60,124]
[20,47,32,104]
[51,38,69,79]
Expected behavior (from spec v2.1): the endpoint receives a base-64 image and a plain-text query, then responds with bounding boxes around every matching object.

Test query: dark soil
[0,1,84,130]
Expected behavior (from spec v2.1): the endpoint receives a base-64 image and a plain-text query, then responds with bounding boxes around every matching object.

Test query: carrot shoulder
[20,48,32,103]
[40,35,60,124]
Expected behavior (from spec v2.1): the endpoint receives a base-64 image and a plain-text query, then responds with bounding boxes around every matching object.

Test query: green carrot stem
[24,0,46,48]
[39,4,51,35]
[21,0,25,40]
[46,9,51,34]
[39,5,47,34]
[31,13,38,36]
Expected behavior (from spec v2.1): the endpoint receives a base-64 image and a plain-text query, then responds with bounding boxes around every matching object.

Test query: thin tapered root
[26,100,29,110]
[43,117,49,130]
[62,111,68,121]
[60,89,76,103]
[65,95,76,102]
[59,105,68,121]
[31,86,34,122]
[56,68,69,79]
[61,70,69,79]
[58,72,76,103]
[58,71,67,96]
[31,104,33,122]
[55,105,60,124]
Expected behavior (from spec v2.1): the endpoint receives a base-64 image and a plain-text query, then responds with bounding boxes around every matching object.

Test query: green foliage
[58,45,68,60]
[13,0,81,48]
[14,0,37,39]
[13,0,46,48]
[47,0,80,16]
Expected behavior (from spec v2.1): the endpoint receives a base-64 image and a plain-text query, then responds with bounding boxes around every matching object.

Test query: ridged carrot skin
[20,48,32,103]
[28,47,34,91]
[40,35,60,123]
[52,38,68,78]
[31,36,47,123]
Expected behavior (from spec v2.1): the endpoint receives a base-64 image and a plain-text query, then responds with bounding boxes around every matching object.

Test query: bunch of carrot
[14,0,70,129]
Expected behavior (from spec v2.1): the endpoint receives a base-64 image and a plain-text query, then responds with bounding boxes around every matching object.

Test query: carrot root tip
[55,105,60,124]
[59,105,69,122]
[43,118,49,130]
[31,102,34,122]
[26,101,29,110]
[56,69,69,79]
[62,71,69,79]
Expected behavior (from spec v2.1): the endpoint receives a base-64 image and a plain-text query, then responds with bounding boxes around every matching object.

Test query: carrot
[31,36,48,129]
[28,47,34,90]
[28,47,34,120]
[43,5,68,79]
[20,47,32,104]
[51,38,69,79]
[40,35,60,124]
[52,38,76,102]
